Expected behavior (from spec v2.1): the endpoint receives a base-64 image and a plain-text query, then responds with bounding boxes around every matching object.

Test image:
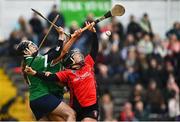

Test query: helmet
[16,40,37,56]
[16,40,31,55]
[62,48,84,69]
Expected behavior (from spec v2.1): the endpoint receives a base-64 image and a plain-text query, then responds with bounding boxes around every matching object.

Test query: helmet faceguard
[62,48,84,69]
[16,40,38,56]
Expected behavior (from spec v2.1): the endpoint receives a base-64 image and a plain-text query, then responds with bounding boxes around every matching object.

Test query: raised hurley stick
[81,4,125,32]
[31,8,71,38]
[52,4,125,65]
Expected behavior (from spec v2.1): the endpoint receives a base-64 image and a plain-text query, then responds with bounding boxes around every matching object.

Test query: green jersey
[25,54,64,101]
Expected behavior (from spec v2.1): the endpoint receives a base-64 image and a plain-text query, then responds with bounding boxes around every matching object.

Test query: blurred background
[0,0,180,121]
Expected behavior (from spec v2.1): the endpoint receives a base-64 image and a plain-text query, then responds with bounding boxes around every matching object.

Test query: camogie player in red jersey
[25,22,99,122]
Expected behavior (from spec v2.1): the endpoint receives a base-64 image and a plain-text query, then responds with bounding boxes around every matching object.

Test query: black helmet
[16,40,37,56]
[62,48,84,69]
[16,40,31,55]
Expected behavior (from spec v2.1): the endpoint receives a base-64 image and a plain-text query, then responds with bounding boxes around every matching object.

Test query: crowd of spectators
[96,13,180,121]
[0,4,180,121]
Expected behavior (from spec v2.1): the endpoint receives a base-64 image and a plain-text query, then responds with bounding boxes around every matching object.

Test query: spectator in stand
[95,33,110,80]
[168,34,180,54]
[121,34,136,60]
[15,16,34,41]
[140,13,153,35]
[123,47,140,85]
[163,74,180,120]
[101,93,117,121]
[99,32,111,56]
[69,21,79,34]
[162,61,175,87]
[29,13,43,41]
[111,17,125,41]
[109,46,123,77]
[145,58,163,88]
[47,4,65,28]
[137,33,153,55]
[129,83,146,106]
[120,102,136,121]
[169,93,180,121]
[127,15,142,40]
[8,31,21,57]
[96,33,110,64]
[166,22,180,40]
[3,30,23,68]
[145,80,166,114]
[137,51,149,77]
[0,39,8,56]
[73,13,101,52]
[16,16,35,42]
[153,34,168,58]
[97,63,109,79]
[82,13,100,35]
[125,34,137,46]
[166,34,180,81]
[134,101,148,121]
[106,33,123,77]
[47,5,65,44]
[1,16,34,66]
[110,32,122,49]
[15,16,29,34]
[125,46,138,68]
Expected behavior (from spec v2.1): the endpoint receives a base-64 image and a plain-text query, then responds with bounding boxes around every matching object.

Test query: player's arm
[46,40,63,63]
[86,22,98,61]
[24,66,61,83]
[89,31,98,61]
[45,27,65,63]
[51,29,82,65]
[35,72,59,82]
[52,23,98,65]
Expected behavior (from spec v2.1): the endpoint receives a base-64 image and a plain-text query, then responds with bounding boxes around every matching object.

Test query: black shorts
[75,102,99,121]
[30,94,62,120]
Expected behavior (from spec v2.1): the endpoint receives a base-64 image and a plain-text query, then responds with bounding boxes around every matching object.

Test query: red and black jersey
[56,54,97,107]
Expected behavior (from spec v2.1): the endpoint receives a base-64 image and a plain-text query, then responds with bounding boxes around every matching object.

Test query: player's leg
[39,116,49,121]
[51,101,76,122]
[30,94,74,121]
[81,117,97,122]
[48,114,65,121]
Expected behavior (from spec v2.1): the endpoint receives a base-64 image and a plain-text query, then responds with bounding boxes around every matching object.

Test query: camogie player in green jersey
[16,27,82,121]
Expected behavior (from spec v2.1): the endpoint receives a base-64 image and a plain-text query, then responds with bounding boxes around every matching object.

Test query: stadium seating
[0,64,34,120]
